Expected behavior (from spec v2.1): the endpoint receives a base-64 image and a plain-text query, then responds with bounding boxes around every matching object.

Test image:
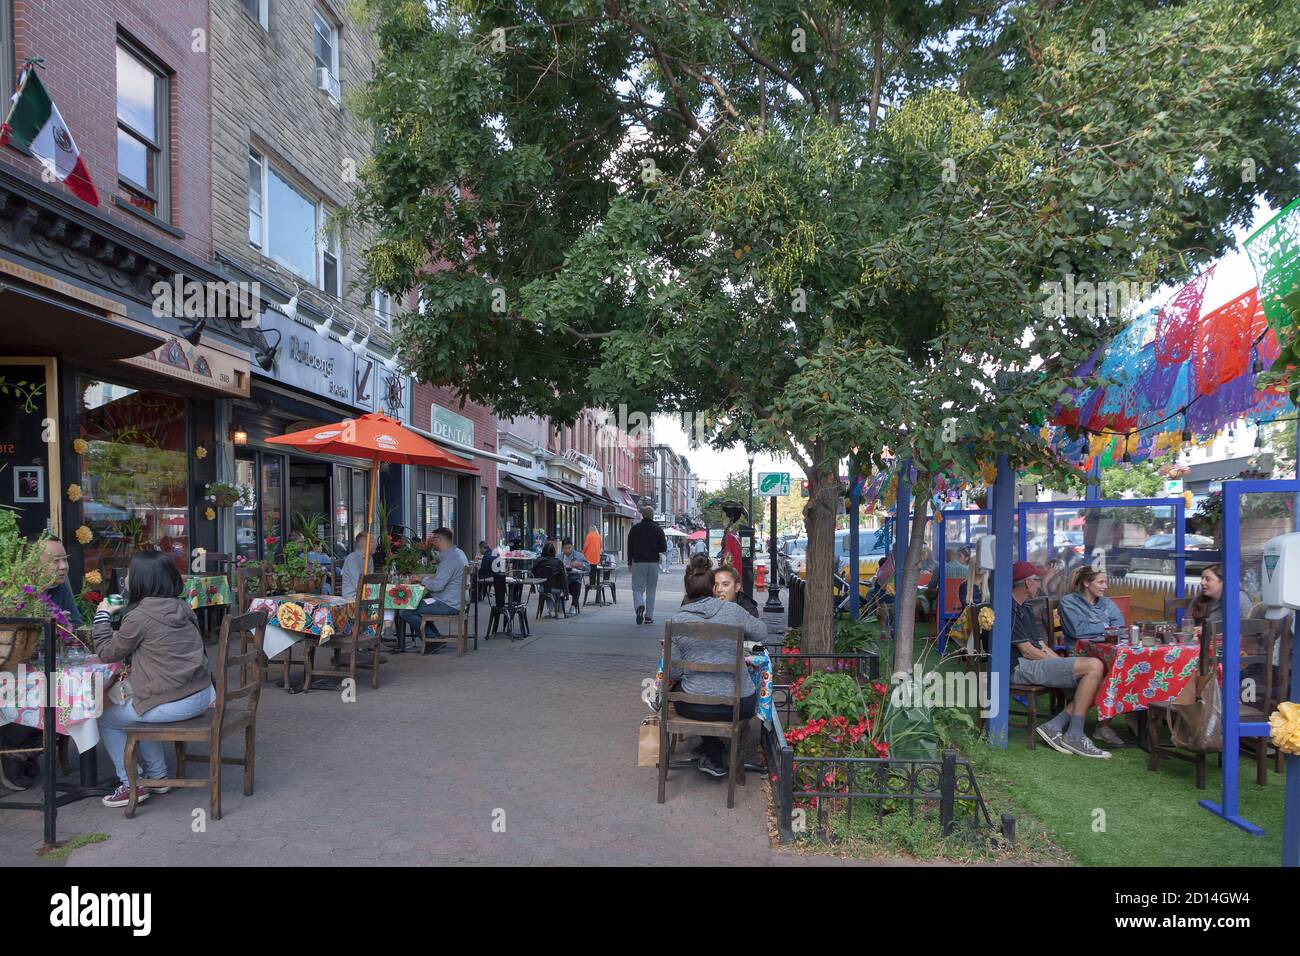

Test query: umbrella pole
[362,456,379,579]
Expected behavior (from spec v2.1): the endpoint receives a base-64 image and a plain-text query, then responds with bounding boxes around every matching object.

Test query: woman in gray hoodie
[667,554,768,777]
[92,549,214,808]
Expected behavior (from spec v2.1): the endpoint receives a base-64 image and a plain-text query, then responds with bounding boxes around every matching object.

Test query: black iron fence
[764,649,882,683]
[762,695,995,845]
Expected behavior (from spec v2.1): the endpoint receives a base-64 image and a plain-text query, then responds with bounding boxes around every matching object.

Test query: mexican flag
[0,66,99,205]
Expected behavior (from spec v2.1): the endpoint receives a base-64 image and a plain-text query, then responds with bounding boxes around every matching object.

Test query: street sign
[1163,478,1184,495]
[757,472,791,496]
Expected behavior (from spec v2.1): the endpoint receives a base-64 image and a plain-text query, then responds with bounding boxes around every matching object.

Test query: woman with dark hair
[530,541,569,614]
[667,554,768,778]
[1189,563,1252,634]
[91,549,214,808]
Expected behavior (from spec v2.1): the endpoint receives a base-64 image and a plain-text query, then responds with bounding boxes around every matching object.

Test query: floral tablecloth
[247,594,354,659]
[653,649,774,725]
[1074,640,1201,719]
[0,656,126,751]
[362,582,426,610]
[183,574,232,609]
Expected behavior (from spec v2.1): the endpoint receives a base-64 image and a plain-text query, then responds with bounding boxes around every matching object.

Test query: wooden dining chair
[657,621,749,809]
[416,566,475,657]
[123,610,268,820]
[303,573,385,692]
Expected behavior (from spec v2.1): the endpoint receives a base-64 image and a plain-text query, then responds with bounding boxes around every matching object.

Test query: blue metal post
[849,478,861,620]
[1085,457,1101,501]
[1288,425,1300,865]
[936,510,948,653]
[989,454,1013,748]
[893,461,912,643]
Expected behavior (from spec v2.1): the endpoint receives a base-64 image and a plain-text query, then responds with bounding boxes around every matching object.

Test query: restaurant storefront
[234,309,412,563]
[0,258,252,584]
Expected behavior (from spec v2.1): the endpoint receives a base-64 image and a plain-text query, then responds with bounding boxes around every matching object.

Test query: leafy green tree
[348,0,1300,664]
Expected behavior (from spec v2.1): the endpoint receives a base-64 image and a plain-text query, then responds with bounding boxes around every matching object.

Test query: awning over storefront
[0,281,163,360]
[501,474,578,503]
[553,479,602,505]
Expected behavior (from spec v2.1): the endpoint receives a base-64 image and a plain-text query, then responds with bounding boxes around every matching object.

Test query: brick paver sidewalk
[1,571,826,866]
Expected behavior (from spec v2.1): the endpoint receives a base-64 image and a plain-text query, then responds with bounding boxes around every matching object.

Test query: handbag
[637,716,660,768]
[1167,671,1223,752]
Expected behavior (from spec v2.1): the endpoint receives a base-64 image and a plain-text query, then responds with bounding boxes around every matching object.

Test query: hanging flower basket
[203,481,252,509]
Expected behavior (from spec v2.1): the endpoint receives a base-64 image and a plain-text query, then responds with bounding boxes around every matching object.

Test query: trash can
[787,574,805,630]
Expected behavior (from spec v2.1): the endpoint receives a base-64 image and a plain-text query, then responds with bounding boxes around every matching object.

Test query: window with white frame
[372,289,395,330]
[247,148,340,296]
[240,0,268,29]
[116,39,170,218]
[313,8,340,103]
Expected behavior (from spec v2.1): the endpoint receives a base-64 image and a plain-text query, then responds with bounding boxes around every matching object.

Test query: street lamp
[746,447,756,525]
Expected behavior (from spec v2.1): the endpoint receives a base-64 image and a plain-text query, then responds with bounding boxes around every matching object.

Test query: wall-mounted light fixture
[231,426,249,447]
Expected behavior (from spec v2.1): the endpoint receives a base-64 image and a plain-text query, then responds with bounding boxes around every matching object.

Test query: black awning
[1,282,164,360]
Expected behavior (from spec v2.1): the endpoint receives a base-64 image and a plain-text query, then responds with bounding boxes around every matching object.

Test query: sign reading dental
[429,404,475,448]
[255,310,354,405]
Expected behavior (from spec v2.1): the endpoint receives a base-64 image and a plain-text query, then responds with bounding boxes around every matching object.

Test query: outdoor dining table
[246,593,355,689]
[0,652,126,754]
[182,574,233,609]
[1073,639,1202,720]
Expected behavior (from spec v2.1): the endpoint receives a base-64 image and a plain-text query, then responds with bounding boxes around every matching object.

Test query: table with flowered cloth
[0,655,126,752]
[1074,640,1202,719]
[247,594,355,662]
[182,575,232,609]
[362,582,426,610]
[652,648,774,725]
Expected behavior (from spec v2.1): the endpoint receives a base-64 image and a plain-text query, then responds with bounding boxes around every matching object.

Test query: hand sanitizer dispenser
[1260,533,1300,620]
[976,534,997,571]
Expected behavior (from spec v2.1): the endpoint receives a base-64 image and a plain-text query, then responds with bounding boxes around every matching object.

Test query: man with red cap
[1009,561,1110,758]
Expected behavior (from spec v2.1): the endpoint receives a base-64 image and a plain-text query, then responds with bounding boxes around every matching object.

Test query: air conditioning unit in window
[316,67,341,103]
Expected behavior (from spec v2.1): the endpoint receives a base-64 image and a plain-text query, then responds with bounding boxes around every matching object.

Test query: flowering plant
[66,483,83,503]
[204,481,252,508]
[0,510,79,643]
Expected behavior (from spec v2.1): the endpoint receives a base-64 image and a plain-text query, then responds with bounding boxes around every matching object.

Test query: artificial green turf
[976,719,1286,867]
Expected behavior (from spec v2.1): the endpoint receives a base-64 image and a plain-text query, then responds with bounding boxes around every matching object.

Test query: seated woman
[1189,563,1253,636]
[1058,567,1126,642]
[668,554,767,779]
[92,549,215,808]
[530,542,569,613]
[712,564,760,618]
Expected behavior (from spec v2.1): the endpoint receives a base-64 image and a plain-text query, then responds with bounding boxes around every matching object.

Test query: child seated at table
[91,549,215,808]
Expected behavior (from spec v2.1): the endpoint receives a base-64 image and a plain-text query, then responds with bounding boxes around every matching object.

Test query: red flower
[872,741,890,758]
[86,591,101,603]
[265,536,279,546]
[871,682,889,696]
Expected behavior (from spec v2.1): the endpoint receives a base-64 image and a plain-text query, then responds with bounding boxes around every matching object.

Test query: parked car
[1120,532,1216,576]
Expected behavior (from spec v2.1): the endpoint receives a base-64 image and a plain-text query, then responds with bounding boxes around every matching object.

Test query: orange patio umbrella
[266,412,473,578]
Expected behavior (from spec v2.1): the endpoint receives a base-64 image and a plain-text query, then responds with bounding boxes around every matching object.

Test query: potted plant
[0,510,67,669]
[203,481,252,509]
[269,541,324,595]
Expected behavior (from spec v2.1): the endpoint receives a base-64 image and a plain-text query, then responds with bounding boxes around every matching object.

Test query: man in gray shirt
[340,531,374,600]
[399,527,467,649]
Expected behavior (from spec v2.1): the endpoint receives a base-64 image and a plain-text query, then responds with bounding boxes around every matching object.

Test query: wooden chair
[1145,619,1261,789]
[657,621,749,809]
[123,610,268,820]
[303,573,385,692]
[236,564,270,614]
[415,566,475,657]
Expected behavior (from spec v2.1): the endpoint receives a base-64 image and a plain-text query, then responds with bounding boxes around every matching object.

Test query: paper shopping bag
[637,716,660,768]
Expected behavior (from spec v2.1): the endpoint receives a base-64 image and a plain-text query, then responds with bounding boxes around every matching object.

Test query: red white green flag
[0,65,99,206]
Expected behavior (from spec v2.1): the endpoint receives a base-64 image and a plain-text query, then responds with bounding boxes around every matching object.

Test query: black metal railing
[762,698,994,845]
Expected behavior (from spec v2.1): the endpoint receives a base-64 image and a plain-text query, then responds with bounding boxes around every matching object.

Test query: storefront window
[77,376,189,576]
[553,502,577,546]
[234,455,259,561]
[262,454,283,556]
[418,493,456,540]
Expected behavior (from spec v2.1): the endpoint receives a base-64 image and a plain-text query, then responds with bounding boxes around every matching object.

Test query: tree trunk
[801,468,840,660]
[892,475,931,679]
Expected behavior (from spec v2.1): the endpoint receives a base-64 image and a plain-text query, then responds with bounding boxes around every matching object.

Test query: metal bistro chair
[303,573,385,693]
[535,568,568,620]
[657,621,749,809]
[486,574,530,639]
[584,564,617,606]
[123,610,268,820]
[416,565,476,657]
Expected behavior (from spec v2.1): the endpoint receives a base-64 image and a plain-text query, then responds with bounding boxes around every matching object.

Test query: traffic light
[800,480,810,498]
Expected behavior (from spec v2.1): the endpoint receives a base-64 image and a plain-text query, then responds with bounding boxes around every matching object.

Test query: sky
[651,200,1283,489]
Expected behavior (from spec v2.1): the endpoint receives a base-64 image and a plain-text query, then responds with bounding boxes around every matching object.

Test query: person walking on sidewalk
[628,506,667,625]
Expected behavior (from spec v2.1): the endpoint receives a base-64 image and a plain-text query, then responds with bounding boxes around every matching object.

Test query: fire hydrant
[755,563,767,591]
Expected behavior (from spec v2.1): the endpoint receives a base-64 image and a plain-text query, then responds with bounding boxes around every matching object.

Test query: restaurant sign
[256,310,354,406]
[429,404,474,447]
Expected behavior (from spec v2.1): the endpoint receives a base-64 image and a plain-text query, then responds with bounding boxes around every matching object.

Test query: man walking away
[628,506,667,625]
